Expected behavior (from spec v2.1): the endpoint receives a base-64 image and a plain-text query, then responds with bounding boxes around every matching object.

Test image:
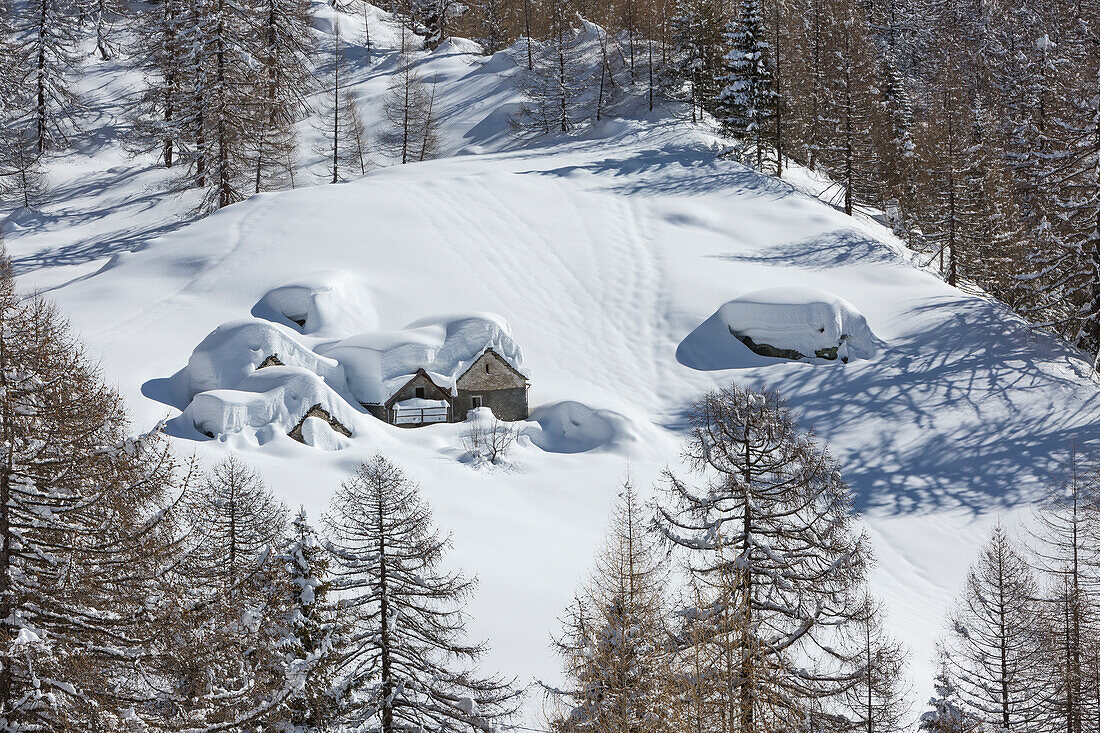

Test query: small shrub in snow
[461,410,518,464]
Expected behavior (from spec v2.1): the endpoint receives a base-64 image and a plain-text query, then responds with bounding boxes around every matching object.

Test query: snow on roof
[718,287,881,362]
[319,312,526,404]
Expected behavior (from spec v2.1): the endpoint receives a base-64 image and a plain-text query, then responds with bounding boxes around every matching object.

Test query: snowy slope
[6,8,1100,723]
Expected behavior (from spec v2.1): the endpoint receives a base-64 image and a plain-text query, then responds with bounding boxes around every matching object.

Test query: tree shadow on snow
[674,294,1100,517]
[516,143,796,199]
[711,229,912,271]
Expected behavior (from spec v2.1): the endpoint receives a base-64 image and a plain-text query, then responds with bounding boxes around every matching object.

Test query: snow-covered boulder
[718,287,880,362]
[525,401,630,454]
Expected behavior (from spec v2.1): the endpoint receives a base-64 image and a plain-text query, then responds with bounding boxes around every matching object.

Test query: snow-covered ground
[6,5,1100,723]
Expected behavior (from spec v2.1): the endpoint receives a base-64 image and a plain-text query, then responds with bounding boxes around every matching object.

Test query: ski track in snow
[4,6,1100,723]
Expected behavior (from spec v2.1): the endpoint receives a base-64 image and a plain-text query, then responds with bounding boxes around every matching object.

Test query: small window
[485,363,490,374]
[415,387,426,399]
[471,395,483,409]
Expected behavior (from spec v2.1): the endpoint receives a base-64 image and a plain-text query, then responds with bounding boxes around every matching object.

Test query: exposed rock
[288,403,353,443]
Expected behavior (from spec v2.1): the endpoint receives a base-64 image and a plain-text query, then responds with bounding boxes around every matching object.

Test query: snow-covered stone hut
[378,348,529,427]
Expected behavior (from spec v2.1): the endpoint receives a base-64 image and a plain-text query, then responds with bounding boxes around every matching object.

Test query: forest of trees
[0,0,1098,363]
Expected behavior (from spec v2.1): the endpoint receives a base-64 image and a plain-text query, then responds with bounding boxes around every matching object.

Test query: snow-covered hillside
[6,5,1100,722]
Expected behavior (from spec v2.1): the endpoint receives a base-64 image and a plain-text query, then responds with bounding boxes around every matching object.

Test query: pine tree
[381,40,441,163]
[317,23,371,182]
[324,455,520,732]
[547,483,672,733]
[249,0,314,192]
[654,385,872,733]
[0,245,189,729]
[669,0,726,123]
[945,525,1045,732]
[513,2,596,135]
[717,0,775,170]
[277,508,344,730]
[842,595,911,733]
[920,653,984,733]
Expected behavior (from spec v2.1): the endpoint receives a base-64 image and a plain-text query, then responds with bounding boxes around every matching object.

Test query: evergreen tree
[324,455,520,732]
[717,0,775,170]
[0,246,188,729]
[945,525,1045,733]
[548,483,672,733]
[920,653,985,733]
[277,508,344,730]
[654,385,872,733]
[669,0,726,123]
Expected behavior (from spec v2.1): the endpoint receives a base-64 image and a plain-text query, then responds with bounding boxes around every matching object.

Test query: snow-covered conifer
[669,0,726,122]
[944,524,1045,732]
[717,0,775,169]
[323,454,521,732]
[547,482,672,733]
[276,508,345,730]
[920,654,984,733]
[654,385,871,732]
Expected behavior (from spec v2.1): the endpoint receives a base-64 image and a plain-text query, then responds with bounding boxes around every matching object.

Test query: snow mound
[184,319,349,398]
[718,287,881,362]
[177,367,360,447]
[252,271,379,336]
[526,401,629,454]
